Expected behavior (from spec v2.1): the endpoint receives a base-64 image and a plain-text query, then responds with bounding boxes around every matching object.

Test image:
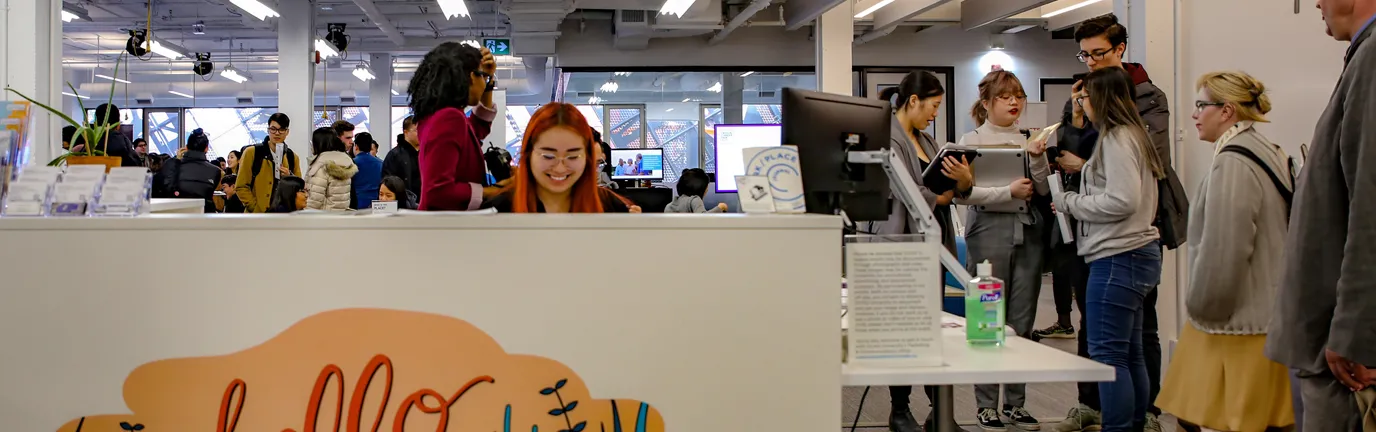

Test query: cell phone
[1073,72,1088,83]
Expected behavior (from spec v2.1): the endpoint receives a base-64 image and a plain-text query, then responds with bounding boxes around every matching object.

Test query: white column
[278,0,316,158]
[722,72,744,124]
[1118,0,1184,360]
[489,89,507,150]
[368,53,393,153]
[2,0,62,165]
[814,0,853,95]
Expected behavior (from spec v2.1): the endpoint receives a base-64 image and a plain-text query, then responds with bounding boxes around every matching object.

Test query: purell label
[977,282,1002,303]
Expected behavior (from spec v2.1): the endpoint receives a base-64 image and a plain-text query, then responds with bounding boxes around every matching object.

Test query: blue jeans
[1086,242,1161,432]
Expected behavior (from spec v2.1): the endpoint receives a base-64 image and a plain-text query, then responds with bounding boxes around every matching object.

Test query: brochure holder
[1,180,52,216]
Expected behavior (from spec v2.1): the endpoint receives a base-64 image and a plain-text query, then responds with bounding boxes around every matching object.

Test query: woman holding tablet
[951,70,1051,431]
[873,70,965,432]
[1053,67,1165,432]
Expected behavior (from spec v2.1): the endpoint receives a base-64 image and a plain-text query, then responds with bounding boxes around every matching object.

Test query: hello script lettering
[216,354,495,432]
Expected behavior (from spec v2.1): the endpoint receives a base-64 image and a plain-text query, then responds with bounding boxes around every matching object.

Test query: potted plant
[4,52,128,172]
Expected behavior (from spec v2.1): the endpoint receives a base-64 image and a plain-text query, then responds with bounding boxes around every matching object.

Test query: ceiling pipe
[350,0,407,46]
[708,0,773,45]
[852,24,896,45]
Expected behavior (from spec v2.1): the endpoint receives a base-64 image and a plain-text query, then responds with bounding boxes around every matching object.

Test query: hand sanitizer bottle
[966,260,1006,346]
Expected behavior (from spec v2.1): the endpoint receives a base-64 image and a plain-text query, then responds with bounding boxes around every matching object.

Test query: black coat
[382,144,422,200]
[162,150,224,212]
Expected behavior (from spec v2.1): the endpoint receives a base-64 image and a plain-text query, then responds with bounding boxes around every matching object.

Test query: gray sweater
[664,195,723,213]
[1185,128,1292,335]
[1267,23,1376,374]
[1055,126,1160,262]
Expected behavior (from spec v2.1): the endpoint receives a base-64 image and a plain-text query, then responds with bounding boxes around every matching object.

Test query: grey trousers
[1295,371,1358,432]
[965,210,1046,409]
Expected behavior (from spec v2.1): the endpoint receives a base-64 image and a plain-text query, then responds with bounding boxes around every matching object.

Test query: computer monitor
[714,124,782,193]
[781,88,892,221]
[609,148,665,180]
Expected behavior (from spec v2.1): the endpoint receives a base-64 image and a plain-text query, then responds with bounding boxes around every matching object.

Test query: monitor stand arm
[847,149,973,289]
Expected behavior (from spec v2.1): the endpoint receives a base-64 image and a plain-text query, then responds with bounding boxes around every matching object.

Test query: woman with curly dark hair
[407,42,500,211]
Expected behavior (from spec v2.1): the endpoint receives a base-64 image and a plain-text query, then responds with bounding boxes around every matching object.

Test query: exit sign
[482,38,511,56]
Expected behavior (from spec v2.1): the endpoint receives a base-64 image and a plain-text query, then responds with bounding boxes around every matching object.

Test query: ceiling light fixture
[1003,24,1037,34]
[659,0,696,18]
[228,0,280,21]
[220,65,253,83]
[600,81,619,93]
[1042,0,1103,18]
[740,71,755,77]
[353,63,376,81]
[95,74,131,84]
[149,38,187,60]
[588,96,603,104]
[682,98,691,102]
[854,0,895,18]
[168,89,195,99]
[315,38,340,58]
[392,89,400,96]
[437,0,471,18]
[614,72,632,76]
[708,81,722,92]
[61,3,90,22]
[62,91,90,99]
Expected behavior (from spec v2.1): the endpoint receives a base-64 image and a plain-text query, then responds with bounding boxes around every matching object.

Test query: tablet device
[969,146,1029,213]
[919,145,980,195]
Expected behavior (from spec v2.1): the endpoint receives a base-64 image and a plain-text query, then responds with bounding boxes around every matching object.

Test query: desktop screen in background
[714,124,782,192]
[609,149,664,180]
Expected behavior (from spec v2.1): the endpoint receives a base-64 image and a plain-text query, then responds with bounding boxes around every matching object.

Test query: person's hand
[1059,150,1085,174]
[1071,80,1086,120]
[278,165,290,177]
[1326,349,1372,391]
[1027,135,1048,157]
[1010,178,1034,200]
[629,205,642,213]
[480,48,497,77]
[941,155,973,192]
[717,203,728,211]
[936,190,955,206]
[177,147,188,159]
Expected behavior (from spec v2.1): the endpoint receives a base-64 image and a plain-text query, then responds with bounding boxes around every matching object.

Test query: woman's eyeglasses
[1194,101,1226,113]
[996,94,1028,103]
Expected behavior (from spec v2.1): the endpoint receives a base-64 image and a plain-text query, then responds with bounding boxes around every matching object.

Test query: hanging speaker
[192,53,214,76]
[125,29,149,57]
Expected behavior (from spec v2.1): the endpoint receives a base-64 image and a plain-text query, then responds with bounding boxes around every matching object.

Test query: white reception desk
[0,214,841,432]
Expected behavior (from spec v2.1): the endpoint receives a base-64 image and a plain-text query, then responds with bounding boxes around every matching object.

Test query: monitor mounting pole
[847,148,967,432]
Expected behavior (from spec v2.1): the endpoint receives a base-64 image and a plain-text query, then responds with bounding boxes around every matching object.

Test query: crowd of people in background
[55,4,1376,430]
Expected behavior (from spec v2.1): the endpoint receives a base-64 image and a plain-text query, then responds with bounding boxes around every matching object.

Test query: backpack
[249,142,298,188]
[1154,165,1190,250]
[1220,145,1294,218]
[485,144,512,183]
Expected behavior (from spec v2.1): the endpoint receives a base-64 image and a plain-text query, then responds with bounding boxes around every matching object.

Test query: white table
[842,313,1113,431]
[148,198,204,213]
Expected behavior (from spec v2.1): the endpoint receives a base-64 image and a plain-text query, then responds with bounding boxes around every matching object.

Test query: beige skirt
[1157,322,1294,432]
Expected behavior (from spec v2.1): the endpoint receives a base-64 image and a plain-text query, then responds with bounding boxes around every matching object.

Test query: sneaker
[1144,413,1161,432]
[1032,323,1076,340]
[1002,406,1041,430]
[978,408,1008,431]
[1051,404,1101,432]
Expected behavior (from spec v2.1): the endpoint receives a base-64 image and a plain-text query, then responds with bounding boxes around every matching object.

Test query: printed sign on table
[742,145,805,213]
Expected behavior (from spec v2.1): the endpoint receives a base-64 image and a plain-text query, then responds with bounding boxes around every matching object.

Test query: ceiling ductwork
[502,0,575,56]
[612,0,724,50]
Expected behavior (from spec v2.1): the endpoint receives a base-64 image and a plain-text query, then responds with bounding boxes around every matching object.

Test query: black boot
[890,407,920,432]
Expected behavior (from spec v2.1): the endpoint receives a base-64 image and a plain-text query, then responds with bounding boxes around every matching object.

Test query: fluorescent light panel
[1042,0,1102,18]
[228,0,280,21]
[437,0,471,18]
[315,39,340,58]
[61,10,79,22]
[220,65,252,83]
[707,82,722,92]
[1004,24,1037,33]
[740,71,755,77]
[391,89,400,96]
[659,0,696,18]
[600,81,619,92]
[168,90,194,98]
[353,65,376,81]
[149,40,186,60]
[854,0,895,18]
[95,74,131,84]
[62,92,90,99]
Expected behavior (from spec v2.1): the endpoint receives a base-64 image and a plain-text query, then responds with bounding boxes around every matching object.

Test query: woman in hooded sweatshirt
[1156,71,1293,432]
[949,70,1051,431]
[872,70,966,432]
[1053,66,1166,432]
[304,127,358,211]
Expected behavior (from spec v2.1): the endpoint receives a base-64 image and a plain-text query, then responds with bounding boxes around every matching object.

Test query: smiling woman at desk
[482,103,632,214]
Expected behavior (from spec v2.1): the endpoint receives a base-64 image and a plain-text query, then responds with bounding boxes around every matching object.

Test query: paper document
[1032,122,1062,144]
[1048,172,1074,244]
[844,241,943,367]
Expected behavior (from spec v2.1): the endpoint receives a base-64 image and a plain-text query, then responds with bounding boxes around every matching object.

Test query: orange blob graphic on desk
[56,308,665,432]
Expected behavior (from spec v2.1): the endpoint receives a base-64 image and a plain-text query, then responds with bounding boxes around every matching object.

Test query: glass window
[339,107,368,132]
[185,107,275,158]
[605,106,643,149]
[744,105,782,124]
[145,109,183,155]
[313,109,336,129]
[701,106,722,173]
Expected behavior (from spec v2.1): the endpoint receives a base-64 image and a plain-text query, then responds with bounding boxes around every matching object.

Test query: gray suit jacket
[874,118,955,252]
[1267,23,1376,373]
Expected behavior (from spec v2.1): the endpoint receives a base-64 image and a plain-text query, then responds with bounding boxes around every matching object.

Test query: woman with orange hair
[483,102,632,213]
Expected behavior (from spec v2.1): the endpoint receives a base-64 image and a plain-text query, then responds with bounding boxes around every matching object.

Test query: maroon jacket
[417,105,495,210]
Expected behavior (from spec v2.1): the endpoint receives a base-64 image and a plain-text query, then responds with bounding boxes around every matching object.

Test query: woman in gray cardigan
[1053,67,1166,432]
[1156,71,1294,432]
[871,70,961,432]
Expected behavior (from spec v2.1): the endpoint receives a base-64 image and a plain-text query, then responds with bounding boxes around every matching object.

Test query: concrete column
[488,89,507,151]
[814,1,853,95]
[722,72,744,124]
[2,0,62,165]
[278,0,316,158]
[1117,0,1184,360]
[368,53,393,153]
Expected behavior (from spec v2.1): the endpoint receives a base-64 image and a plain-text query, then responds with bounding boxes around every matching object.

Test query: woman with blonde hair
[1156,71,1294,432]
